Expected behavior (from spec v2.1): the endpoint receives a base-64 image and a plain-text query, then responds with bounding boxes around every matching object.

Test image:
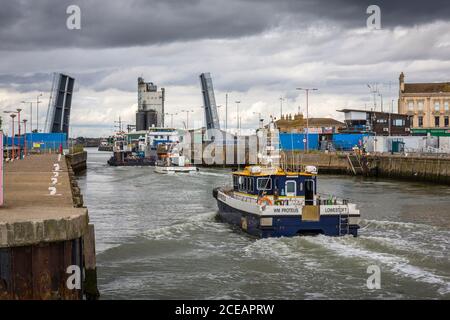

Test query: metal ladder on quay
[338,211,350,236]
[347,153,363,175]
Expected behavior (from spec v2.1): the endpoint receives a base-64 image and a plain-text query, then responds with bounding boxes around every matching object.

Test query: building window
[418,101,424,111]
[408,101,414,111]
[286,181,296,194]
[445,116,449,127]
[233,176,239,188]
[445,102,449,112]
[393,119,405,126]
[418,116,423,127]
[435,116,440,127]
[434,102,440,112]
[257,178,272,191]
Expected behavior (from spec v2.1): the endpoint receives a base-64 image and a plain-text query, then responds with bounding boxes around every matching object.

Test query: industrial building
[337,109,411,136]
[3,132,67,153]
[136,77,165,131]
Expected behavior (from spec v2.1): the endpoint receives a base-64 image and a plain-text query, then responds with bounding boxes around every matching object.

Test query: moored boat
[107,128,180,166]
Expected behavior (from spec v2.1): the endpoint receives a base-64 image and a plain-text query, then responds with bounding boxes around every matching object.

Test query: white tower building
[136,77,165,130]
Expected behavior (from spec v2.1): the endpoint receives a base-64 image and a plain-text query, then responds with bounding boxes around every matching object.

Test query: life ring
[257,196,273,206]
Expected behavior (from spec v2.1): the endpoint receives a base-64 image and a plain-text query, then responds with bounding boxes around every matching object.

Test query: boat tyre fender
[212,187,219,199]
[257,196,272,206]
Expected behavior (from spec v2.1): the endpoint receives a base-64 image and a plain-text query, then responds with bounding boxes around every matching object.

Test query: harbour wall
[65,151,87,174]
[196,144,450,185]
[282,151,350,174]
[369,154,450,184]
[195,145,350,173]
[287,152,450,185]
[0,154,98,300]
[283,152,450,185]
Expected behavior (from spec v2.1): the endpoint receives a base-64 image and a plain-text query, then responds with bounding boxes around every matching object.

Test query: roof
[275,115,344,127]
[307,118,344,126]
[337,109,406,116]
[403,82,450,94]
[233,166,314,177]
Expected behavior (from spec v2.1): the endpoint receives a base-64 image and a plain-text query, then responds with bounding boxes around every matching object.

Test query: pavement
[0,154,88,248]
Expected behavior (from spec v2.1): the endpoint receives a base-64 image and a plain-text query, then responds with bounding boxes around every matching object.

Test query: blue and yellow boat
[213,122,361,238]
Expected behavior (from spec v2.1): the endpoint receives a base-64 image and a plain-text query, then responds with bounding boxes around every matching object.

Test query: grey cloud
[0,73,54,92]
[0,0,449,51]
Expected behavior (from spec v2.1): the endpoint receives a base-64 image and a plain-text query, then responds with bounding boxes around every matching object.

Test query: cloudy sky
[1,0,450,137]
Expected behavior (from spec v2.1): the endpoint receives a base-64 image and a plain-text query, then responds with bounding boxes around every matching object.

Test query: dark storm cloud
[0,73,53,92]
[0,0,449,51]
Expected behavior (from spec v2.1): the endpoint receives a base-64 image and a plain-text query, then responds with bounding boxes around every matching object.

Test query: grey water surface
[77,148,450,299]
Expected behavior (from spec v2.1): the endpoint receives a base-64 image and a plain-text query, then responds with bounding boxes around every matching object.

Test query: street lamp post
[3,110,20,159]
[367,84,378,111]
[21,101,32,131]
[23,119,28,156]
[10,114,16,160]
[216,105,223,128]
[225,93,228,132]
[296,88,318,153]
[253,112,263,129]
[36,93,42,132]
[389,99,394,136]
[235,101,241,135]
[378,92,384,113]
[165,113,178,128]
[16,108,22,158]
[280,97,284,119]
[181,110,194,130]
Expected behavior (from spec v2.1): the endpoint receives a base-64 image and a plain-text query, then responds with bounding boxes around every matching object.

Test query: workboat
[212,122,361,238]
[107,128,180,166]
[154,141,198,174]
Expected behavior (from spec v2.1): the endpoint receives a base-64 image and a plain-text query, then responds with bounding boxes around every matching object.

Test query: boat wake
[198,171,229,178]
[140,212,220,240]
[302,235,450,295]
[238,217,450,297]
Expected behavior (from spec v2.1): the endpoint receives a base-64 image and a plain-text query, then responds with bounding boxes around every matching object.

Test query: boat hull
[154,166,198,174]
[214,189,359,238]
[107,156,155,166]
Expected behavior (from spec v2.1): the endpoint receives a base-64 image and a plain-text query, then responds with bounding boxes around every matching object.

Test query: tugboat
[107,127,181,166]
[107,131,154,166]
[154,142,198,174]
[213,121,361,237]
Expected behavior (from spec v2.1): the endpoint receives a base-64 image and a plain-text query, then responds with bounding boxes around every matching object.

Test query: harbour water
[78,148,450,299]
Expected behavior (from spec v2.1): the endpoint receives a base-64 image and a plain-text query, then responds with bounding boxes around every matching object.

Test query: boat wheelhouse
[232,167,317,206]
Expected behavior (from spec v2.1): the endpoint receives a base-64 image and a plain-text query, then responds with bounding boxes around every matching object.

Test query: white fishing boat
[154,142,198,174]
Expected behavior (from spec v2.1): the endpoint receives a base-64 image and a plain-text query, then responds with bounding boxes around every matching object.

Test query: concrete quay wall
[288,152,450,185]
[369,155,450,184]
[65,151,87,174]
[198,147,450,185]
[0,154,98,300]
[283,151,350,174]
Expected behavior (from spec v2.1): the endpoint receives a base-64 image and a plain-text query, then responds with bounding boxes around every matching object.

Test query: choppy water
[77,148,450,299]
